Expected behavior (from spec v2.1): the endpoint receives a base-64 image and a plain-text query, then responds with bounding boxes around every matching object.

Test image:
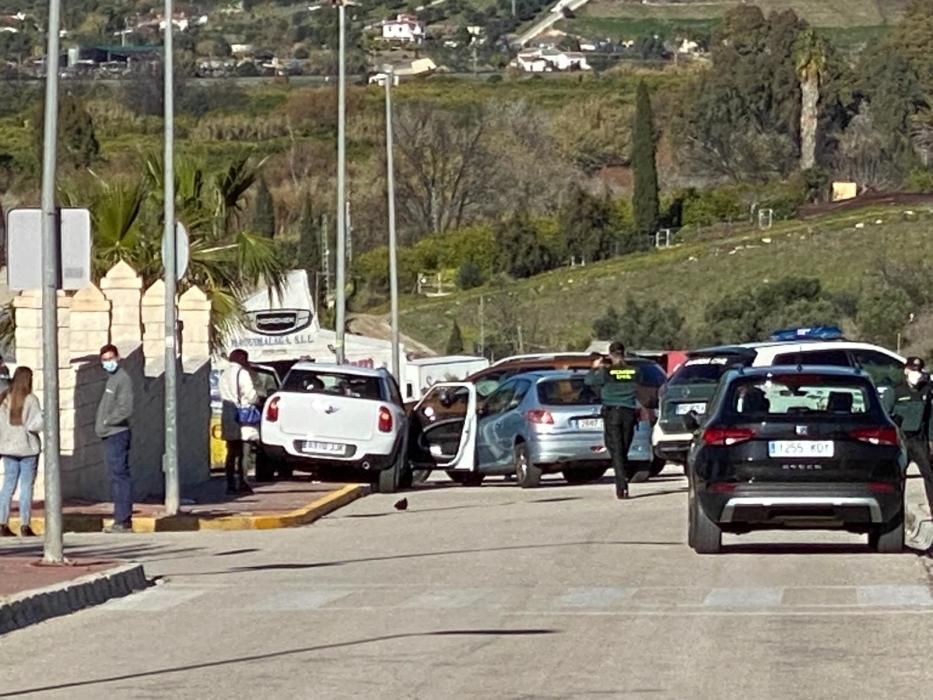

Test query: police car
[652,326,906,465]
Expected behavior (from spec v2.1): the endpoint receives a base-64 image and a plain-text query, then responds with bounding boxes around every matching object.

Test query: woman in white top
[219,349,259,495]
[0,367,43,537]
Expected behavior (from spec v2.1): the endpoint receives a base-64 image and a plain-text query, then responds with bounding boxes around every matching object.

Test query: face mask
[906,370,924,387]
[102,359,118,374]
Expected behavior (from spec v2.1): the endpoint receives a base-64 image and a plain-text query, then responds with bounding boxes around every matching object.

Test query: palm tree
[66,154,288,349]
[795,29,828,171]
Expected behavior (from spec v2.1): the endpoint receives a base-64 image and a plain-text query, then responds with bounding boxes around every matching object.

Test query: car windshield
[670,357,743,385]
[725,375,876,418]
[282,370,385,401]
[537,377,600,406]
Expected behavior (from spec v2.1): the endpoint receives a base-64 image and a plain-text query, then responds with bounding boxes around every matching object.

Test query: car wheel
[446,471,485,486]
[687,479,696,548]
[690,489,721,554]
[376,461,401,494]
[870,514,904,554]
[514,443,541,489]
[563,466,606,485]
[649,458,666,478]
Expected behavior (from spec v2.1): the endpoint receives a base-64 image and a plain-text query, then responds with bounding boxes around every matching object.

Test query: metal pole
[40,0,63,564]
[162,0,179,515]
[334,1,347,364]
[385,66,400,380]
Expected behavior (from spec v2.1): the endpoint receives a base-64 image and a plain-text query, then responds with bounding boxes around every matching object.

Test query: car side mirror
[683,412,700,432]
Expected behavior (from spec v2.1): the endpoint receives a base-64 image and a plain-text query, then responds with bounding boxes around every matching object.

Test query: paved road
[2,469,933,699]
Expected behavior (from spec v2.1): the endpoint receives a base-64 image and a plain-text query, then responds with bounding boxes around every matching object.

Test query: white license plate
[768,441,835,458]
[301,441,346,455]
[577,418,603,430]
[675,402,706,415]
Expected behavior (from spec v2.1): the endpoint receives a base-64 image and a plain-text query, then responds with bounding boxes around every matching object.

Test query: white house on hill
[514,48,590,73]
[381,14,425,44]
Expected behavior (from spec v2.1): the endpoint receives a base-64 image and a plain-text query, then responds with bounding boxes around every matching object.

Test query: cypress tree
[631,81,659,235]
[297,196,320,307]
[446,320,465,355]
[253,178,276,238]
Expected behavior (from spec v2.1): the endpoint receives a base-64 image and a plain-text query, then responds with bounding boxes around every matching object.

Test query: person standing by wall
[585,341,644,500]
[96,344,135,533]
[0,367,43,537]
[220,349,259,495]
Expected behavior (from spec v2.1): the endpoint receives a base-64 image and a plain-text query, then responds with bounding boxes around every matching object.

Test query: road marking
[703,587,784,607]
[256,590,354,611]
[102,587,207,611]
[856,585,933,607]
[558,587,632,607]
[401,589,489,609]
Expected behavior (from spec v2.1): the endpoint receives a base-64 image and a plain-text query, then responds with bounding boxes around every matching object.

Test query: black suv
[685,366,906,554]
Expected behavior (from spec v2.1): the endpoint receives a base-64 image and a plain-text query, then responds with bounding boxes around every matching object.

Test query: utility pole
[334,0,347,363]
[162,0,179,516]
[321,213,330,303]
[479,295,485,356]
[385,65,400,380]
[40,0,64,564]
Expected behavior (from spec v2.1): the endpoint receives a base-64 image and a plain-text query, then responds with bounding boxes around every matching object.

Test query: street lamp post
[384,66,400,380]
[334,0,347,364]
[40,0,64,563]
[163,0,180,516]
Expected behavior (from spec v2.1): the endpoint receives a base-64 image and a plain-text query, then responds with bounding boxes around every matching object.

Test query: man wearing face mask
[887,357,933,512]
[95,344,136,533]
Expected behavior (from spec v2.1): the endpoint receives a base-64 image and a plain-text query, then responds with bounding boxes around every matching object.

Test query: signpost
[6,208,91,290]
[163,0,180,516]
[39,0,64,564]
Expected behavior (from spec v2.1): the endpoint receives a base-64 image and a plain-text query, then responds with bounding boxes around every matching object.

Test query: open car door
[407,382,477,474]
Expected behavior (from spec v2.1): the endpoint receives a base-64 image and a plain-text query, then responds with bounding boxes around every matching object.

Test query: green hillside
[396,205,933,352]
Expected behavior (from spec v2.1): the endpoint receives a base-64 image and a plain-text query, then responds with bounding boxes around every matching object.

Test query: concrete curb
[0,563,147,636]
[9,483,371,534]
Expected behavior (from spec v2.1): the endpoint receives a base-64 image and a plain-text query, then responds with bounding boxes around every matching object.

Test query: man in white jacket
[220,349,259,494]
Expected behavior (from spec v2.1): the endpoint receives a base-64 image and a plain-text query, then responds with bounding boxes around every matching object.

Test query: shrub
[457,260,485,290]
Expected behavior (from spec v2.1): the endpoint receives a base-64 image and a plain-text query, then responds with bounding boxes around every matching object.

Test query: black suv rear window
[725,374,878,418]
[670,357,744,386]
[282,370,385,401]
[537,378,600,406]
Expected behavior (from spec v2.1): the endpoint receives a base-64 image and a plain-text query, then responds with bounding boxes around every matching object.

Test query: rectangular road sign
[5,207,91,290]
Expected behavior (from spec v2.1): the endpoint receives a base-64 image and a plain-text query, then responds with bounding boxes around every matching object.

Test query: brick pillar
[179,286,211,360]
[100,260,143,347]
[69,284,112,359]
[142,279,168,363]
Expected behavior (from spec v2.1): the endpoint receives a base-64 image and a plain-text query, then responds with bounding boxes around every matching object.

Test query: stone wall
[9,262,212,503]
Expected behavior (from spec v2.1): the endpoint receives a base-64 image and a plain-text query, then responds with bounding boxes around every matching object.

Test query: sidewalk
[5,476,370,534]
[0,557,147,635]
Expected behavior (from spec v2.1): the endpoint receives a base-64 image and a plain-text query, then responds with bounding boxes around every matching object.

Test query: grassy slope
[397,206,933,351]
[559,0,906,46]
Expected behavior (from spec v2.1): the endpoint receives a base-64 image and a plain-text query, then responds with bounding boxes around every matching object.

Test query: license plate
[300,441,346,455]
[577,418,603,430]
[675,402,706,415]
[768,441,834,458]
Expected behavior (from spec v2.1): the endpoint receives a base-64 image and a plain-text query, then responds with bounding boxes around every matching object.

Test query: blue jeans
[103,430,133,524]
[0,455,39,527]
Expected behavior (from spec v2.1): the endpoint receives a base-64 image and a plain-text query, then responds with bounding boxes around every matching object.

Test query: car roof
[690,341,905,362]
[288,362,386,378]
[724,364,870,380]
[505,369,587,382]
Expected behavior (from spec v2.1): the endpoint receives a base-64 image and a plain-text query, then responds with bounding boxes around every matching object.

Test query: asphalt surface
[2,468,933,699]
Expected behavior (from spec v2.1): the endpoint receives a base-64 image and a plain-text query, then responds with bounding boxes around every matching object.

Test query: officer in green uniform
[585,341,643,500]
[886,357,933,511]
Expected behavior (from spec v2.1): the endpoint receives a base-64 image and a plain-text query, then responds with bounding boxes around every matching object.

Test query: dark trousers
[225,440,247,487]
[603,406,637,495]
[905,435,933,510]
[104,430,133,525]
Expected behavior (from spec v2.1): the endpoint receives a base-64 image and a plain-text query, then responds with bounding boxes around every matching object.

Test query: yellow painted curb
[8,484,371,535]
